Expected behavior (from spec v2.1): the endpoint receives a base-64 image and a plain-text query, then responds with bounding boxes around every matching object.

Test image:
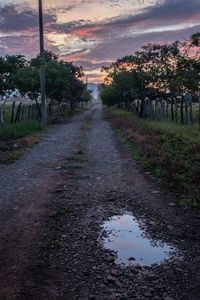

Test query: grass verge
[106,107,200,207]
[0,121,43,164]
[0,121,43,141]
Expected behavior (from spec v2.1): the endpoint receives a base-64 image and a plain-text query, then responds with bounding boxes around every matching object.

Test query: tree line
[0,51,91,124]
[101,32,200,124]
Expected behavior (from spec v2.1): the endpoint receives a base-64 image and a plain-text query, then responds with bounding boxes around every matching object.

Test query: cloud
[56,0,200,38]
[0,0,200,82]
[0,4,56,33]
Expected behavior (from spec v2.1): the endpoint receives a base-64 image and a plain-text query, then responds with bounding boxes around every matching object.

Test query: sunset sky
[0,0,200,82]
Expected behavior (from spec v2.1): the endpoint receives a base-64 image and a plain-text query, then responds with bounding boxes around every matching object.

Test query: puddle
[100,213,178,266]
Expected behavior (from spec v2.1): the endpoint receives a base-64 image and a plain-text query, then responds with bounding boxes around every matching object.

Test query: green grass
[4,105,12,123]
[108,107,200,207]
[0,120,44,141]
[111,107,200,142]
[125,141,142,161]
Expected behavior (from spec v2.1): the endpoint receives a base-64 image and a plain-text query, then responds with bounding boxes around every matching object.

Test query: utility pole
[86,75,88,88]
[38,0,47,124]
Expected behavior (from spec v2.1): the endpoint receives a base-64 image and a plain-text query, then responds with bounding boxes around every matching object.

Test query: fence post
[163,101,165,120]
[149,100,154,119]
[30,105,33,119]
[28,105,31,120]
[171,98,174,121]
[0,108,3,125]
[10,101,16,124]
[21,105,25,122]
[198,91,200,125]
[160,99,164,121]
[36,103,41,120]
[166,98,169,120]
[146,99,149,119]
[185,94,189,125]
[180,95,184,124]
[188,93,193,124]
[175,97,178,122]
[154,98,158,120]
[15,103,22,123]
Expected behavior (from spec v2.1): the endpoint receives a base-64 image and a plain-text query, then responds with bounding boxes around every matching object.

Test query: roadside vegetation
[106,107,200,207]
[0,50,91,135]
[0,121,43,141]
[101,32,200,125]
[0,50,91,163]
[101,32,200,207]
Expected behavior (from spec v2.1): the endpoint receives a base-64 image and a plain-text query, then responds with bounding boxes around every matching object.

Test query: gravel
[0,104,200,300]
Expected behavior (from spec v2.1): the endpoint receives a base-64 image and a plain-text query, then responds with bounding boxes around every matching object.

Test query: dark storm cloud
[50,20,92,33]
[0,4,56,33]
[110,0,200,27]
[71,60,112,70]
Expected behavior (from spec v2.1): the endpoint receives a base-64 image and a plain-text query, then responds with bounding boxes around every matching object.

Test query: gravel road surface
[0,104,199,300]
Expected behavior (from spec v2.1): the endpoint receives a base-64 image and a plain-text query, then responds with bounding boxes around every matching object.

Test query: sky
[0,0,200,82]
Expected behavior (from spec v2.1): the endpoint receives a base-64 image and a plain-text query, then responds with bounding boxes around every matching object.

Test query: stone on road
[0,104,199,300]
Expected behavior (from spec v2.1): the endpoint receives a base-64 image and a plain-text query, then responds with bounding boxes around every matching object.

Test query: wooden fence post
[36,103,41,120]
[198,91,200,125]
[155,99,158,120]
[171,98,174,121]
[188,93,193,124]
[10,101,16,124]
[21,105,25,122]
[15,103,22,123]
[28,105,31,120]
[150,100,154,119]
[160,99,164,121]
[166,98,169,120]
[180,95,184,124]
[163,101,165,120]
[0,108,3,125]
[185,94,189,125]
[175,97,178,122]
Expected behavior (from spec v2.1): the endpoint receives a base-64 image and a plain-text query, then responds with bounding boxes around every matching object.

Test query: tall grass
[111,107,200,143]
[0,121,43,141]
[108,107,200,206]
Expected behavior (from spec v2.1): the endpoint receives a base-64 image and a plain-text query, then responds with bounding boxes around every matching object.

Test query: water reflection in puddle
[101,213,177,266]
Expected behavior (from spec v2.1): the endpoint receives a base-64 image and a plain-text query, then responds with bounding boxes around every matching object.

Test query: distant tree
[14,51,85,111]
[182,32,200,58]
[81,88,92,103]
[0,55,26,96]
[100,84,117,107]
[176,56,200,94]
[101,34,200,121]
[13,66,40,102]
[0,55,26,123]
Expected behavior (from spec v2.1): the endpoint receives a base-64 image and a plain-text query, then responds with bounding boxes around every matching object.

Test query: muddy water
[101,213,178,266]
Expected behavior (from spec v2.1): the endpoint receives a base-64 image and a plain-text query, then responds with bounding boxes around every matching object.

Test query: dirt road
[0,105,199,300]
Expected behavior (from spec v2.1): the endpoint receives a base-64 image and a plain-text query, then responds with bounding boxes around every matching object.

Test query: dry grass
[0,133,42,164]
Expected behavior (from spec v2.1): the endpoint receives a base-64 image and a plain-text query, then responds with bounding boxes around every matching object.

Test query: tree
[101,33,200,122]
[0,51,88,124]
[0,55,26,124]
[13,66,40,102]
